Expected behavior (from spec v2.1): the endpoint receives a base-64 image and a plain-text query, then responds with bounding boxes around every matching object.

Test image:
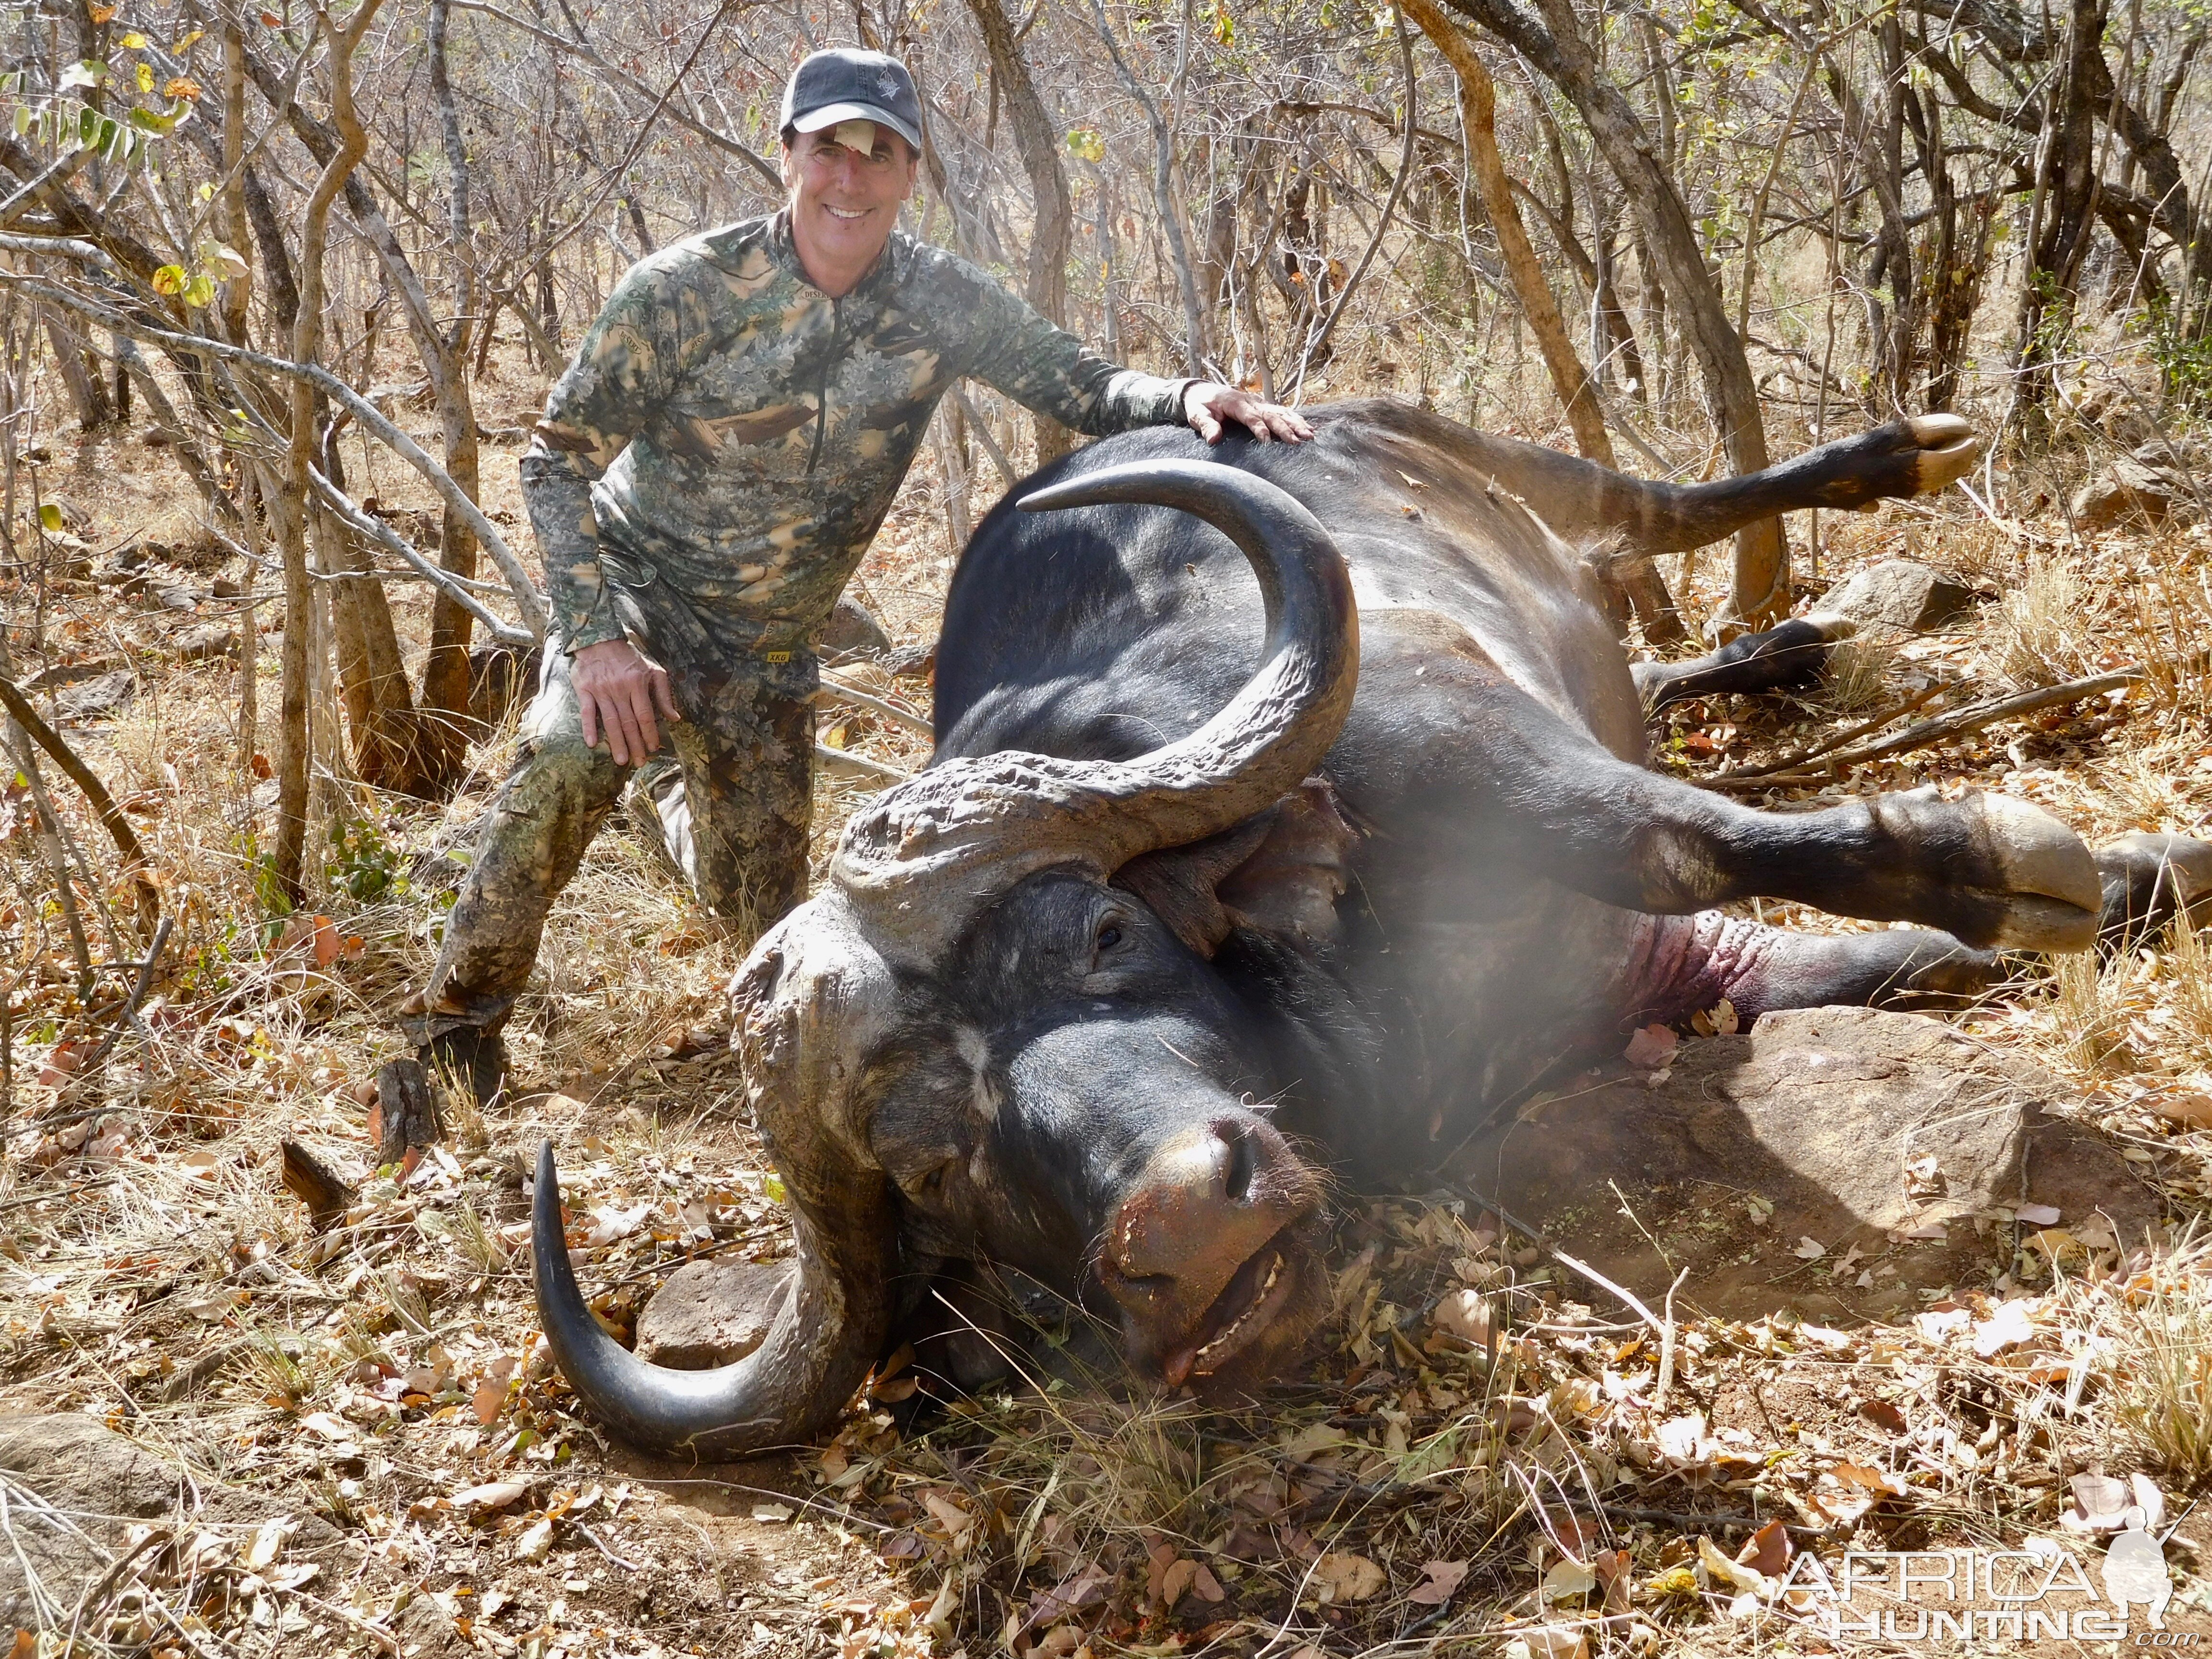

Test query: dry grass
[1816,634,1893,713]
[2103,1236,2212,1481]
[1997,554,2103,690]
[12,370,2212,1656]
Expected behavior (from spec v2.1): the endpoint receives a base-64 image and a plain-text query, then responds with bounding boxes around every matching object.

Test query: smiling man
[401,48,1311,1106]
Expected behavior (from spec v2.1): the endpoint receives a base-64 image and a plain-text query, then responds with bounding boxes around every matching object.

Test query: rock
[53,669,136,722]
[814,595,894,664]
[1820,559,1985,637]
[2070,452,2194,529]
[24,656,123,691]
[168,621,239,661]
[1464,1005,2157,1321]
[0,1415,344,1626]
[636,1257,793,1369]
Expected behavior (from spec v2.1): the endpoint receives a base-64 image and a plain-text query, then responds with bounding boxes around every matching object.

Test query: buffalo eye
[1096,922,1124,950]
[905,1156,960,1205]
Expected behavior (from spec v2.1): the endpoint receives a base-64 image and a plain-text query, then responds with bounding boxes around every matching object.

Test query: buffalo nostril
[1218,1121,1258,1205]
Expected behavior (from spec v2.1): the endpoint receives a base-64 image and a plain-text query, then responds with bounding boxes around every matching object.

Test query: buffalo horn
[831,459,1358,963]
[530,1132,894,1458]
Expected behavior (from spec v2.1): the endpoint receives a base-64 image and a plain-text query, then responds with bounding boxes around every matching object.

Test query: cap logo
[876,68,902,100]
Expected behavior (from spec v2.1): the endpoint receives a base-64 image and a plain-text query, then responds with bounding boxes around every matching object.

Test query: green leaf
[1064,126,1105,163]
[762,1172,787,1204]
[58,59,108,90]
[182,272,216,308]
[11,105,31,137]
[77,104,101,149]
[37,504,63,532]
[127,102,185,133]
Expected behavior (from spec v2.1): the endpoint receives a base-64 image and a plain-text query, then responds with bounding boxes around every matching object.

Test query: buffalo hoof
[1903,413,1982,495]
[1868,787,2100,953]
[2096,832,2212,949]
[1963,790,2102,952]
[1821,416,1983,513]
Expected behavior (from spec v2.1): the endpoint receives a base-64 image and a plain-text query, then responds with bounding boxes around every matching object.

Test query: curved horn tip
[1017,458,1240,516]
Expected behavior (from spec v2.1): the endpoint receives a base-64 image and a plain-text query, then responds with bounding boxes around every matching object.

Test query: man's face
[782,123,918,275]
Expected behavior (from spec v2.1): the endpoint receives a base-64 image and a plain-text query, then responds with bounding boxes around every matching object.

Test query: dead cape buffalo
[532,399,2209,1457]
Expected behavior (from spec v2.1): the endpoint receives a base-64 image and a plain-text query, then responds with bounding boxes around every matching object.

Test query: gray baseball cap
[780,48,925,154]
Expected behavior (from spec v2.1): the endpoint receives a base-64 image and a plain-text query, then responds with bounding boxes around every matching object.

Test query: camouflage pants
[413,637,815,1041]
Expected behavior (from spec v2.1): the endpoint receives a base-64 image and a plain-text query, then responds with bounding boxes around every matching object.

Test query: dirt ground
[5,369,2212,1659]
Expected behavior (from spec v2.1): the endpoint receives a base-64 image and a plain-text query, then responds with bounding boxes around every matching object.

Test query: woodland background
[6,0,2212,1652]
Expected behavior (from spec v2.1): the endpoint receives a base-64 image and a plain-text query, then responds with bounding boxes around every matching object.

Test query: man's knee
[500,731,629,813]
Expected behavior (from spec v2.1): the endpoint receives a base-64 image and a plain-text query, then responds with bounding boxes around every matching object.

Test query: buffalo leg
[1615,910,2001,1029]
[1446,415,1981,555]
[1632,614,1855,713]
[1363,661,2102,951]
[1610,831,2212,1027]
[2096,833,2212,950]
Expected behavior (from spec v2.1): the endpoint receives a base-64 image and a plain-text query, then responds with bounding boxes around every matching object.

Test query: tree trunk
[43,309,112,431]
[1447,0,1784,629]
[965,0,1077,464]
[1405,0,1682,643]
[1407,0,1610,462]
[422,0,484,760]
[275,0,385,904]
[219,21,253,348]
[2016,0,2110,400]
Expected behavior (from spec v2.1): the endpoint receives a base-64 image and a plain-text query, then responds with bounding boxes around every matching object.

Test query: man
[400,48,1312,1104]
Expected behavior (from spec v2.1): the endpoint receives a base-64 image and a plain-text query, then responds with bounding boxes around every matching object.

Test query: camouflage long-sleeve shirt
[521,210,1195,654]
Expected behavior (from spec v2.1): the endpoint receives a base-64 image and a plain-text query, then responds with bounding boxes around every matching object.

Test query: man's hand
[571,639,678,767]
[1183,383,1315,445]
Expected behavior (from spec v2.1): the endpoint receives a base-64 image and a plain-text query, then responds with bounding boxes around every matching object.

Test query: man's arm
[947,260,1310,443]
[520,263,682,764]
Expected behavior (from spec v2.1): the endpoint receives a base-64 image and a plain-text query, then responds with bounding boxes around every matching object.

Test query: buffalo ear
[1114,816,1274,957]
[1114,779,1362,958]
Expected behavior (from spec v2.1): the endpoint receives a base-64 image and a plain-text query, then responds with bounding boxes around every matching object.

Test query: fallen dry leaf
[1313,1551,1387,1604]
[2062,1473,2133,1532]
[1829,1462,1910,1497]
[922,1490,973,1540]
[451,1479,528,1513]
[1159,1556,1197,1609]
[1972,1298,2041,1357]
[1405,1558,1468,1606]
[1510,1624,1590,1659]
[1431,1287,1497,1348]
[1623,1024,1677,1069]
[1540,1557,1597,1603]
[1698,1534,1770,1595]
[2143,1091,2212,1128]
[1858,1397,1908,1433]
[1030,1563,1112,1625]
[1736,1518,1791,1577]
[1653,1413,1708,1463]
